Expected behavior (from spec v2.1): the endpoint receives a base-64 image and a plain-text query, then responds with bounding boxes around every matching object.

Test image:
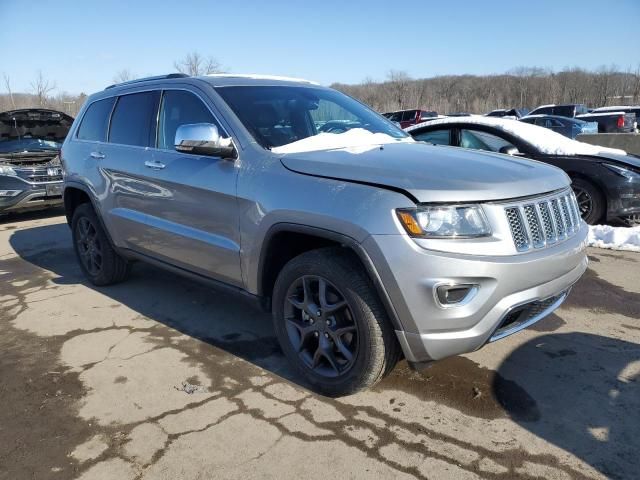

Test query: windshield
[215,85,408,150]
[0,138,62,154]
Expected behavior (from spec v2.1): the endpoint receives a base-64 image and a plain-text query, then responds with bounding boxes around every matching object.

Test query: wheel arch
[566,171,608,219]
[257,223,403,331]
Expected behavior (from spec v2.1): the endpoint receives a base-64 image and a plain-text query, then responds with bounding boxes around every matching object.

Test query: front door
[134,88,242,287]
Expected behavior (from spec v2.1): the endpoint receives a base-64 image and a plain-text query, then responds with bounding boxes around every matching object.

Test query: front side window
[413,129,451,145]
[460,129,515,152]
[215,85,407,149]
[157,90,221,150]
[77,97,116,142]
[109,92,159,147]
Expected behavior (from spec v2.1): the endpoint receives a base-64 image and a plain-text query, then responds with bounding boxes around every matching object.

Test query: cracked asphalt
[1,211,638,480]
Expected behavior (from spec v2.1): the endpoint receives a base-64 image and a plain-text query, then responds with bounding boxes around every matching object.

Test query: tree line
[2,58,640,117]
[333,66,640,114]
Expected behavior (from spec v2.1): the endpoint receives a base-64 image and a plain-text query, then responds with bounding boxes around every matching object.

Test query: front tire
[71,203,130,286]
[571,178,604,225]
[272,248,400,396]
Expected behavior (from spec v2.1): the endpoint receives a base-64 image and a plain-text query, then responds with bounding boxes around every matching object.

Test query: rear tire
[272,247,400,396]
[571,178,604,225]
[71,203,130,286]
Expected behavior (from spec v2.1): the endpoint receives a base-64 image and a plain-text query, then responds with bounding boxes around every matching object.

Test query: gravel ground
[1,211,638,480]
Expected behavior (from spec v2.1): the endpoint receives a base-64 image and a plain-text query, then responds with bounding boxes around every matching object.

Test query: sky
[1,0,638,95]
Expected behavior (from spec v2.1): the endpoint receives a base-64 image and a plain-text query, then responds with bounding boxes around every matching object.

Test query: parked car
[0,109,72,215]
[486,108,529,119]
[529,103,635,133]
[520,114,598,139]
[407,116,640,225]
[62,73,587,395]
[382,109,438,128]
[528,103,590,117]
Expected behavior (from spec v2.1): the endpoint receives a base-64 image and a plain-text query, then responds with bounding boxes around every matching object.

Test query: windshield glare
[215,85,408,149]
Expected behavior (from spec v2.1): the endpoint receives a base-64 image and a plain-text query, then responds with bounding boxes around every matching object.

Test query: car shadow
[495,331,639,479]
[8,222,640,478]
[0,207,65,225]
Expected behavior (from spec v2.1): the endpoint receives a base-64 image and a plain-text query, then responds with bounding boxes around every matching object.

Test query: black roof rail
[105,73,189,90]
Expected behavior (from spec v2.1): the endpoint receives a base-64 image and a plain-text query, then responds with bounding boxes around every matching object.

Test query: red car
[383,109,437,128]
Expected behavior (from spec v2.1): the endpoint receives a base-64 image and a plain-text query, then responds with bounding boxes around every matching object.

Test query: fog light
[0,190,21,197]
[435,283,478,306]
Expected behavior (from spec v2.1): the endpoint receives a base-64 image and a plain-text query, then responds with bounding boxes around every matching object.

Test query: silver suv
[62,74,588,395]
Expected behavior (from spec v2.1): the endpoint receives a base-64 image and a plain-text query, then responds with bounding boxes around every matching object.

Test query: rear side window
[109,91,160,147]
[413,129,451,145]
[460,129,514,152]
[157,90,219,150]
[76,97,115,142]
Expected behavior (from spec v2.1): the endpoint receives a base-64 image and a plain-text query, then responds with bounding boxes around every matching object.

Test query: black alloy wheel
[284,275,358,378]
[75,216,103,276]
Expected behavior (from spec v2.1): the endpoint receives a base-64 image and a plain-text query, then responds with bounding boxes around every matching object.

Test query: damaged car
[0,108,72,215]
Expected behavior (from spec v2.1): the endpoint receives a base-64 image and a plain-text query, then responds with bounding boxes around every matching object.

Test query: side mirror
[175,123,236,159]
[499,145,519,156]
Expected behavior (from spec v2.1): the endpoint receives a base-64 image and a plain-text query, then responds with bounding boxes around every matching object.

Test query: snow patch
[407,116,627,157]
[271,128,413,154]
[588,225,640,252]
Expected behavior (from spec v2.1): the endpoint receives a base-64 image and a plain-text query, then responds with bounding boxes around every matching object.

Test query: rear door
[101,91,161,248]
[135,88,242,286]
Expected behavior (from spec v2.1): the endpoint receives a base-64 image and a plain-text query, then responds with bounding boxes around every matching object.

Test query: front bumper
[606,180,640,219]
[363,222,588,363]
[0,175,63,213]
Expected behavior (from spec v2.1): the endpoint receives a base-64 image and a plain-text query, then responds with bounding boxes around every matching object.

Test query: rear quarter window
[76,97,116,142]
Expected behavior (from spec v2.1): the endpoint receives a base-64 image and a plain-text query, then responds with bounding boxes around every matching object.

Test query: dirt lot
[0,211,638,480]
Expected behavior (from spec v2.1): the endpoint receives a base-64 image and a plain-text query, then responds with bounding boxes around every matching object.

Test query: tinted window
[76,97,115,141]
[460,129,514,152]
[157,90,219,150]
[109,92,159,147]
[413,129,451,145]
[402,110,418,121]
[531,106,553,116]
[388,112,402,122]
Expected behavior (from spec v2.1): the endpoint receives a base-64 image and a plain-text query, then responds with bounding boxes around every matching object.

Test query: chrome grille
[550,199,565,238]
[505,207,529,251]
[523,204,544,248]
[538,202,556,243]
[504,190,582,252]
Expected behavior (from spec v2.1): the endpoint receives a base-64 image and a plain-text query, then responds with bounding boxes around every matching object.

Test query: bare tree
[174,52,223,76]
[113,69,135,83]
[386,70,412,109]
[2,73,15,109]
[31,71,56,106]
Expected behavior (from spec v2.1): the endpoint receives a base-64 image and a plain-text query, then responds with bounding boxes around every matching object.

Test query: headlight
[396,205,491,238]
[0,165,17,176]
[603,163,640,181]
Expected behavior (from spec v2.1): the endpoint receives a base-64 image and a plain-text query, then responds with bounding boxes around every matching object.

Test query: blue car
[519,114,598,139]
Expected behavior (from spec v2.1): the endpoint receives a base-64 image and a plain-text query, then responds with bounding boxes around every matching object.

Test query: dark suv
[0,109,71,214]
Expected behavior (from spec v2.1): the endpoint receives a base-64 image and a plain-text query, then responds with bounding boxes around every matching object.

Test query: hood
[587,151,640,170]
[279,142,570,203]
[0,109,73,153]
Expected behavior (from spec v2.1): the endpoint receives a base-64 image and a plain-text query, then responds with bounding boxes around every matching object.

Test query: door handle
[90,151,105,160]
[144,160,166,170]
